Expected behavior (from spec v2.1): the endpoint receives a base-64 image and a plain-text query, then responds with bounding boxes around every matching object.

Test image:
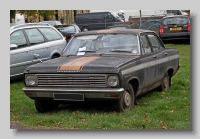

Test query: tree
[38,10,56,20]
[17,10,38,22]
[10,10,16,23]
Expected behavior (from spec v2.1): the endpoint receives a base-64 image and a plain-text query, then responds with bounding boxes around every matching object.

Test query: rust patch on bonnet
[58,56,99,71]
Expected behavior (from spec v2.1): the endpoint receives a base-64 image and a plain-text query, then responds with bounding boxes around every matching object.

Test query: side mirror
[33,54,42,63]
[10,44,18,50]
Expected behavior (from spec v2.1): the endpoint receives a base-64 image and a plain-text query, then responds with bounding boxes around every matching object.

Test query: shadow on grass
[53,100,115,113]
[163,40,190,45]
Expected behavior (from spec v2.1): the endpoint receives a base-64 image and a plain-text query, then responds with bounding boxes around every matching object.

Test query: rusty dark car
[22,29,180,113]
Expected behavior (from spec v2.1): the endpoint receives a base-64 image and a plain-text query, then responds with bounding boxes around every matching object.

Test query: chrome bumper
[22,87,124,100]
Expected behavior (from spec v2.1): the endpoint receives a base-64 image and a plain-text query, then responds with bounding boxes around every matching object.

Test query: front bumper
[22,87,124,100]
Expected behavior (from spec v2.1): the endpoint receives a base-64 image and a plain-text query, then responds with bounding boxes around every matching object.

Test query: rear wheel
[34,100,59,113]
[51,55,59,59]
[158,73,170,92]
[82,27,89,32]
[112,83,135,112]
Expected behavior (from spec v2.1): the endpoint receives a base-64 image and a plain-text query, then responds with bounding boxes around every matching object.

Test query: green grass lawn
[10,43,190,129]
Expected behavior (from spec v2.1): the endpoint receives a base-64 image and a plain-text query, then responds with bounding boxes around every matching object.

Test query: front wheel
[112,83,135,112]
[34,100,59,113]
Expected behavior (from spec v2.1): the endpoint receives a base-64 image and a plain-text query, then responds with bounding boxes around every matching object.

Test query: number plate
[53,93,84,101]
[170,27,182,31]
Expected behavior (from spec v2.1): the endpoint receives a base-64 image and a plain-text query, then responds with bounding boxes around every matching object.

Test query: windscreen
[163,17,189,25]
[62,34,139,56]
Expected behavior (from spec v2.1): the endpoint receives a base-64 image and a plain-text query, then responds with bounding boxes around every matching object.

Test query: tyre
[158,72,170,92]
[112,83,135,112]
[34,100,58,113]
[82,27,89,32]
[51,55,59,59]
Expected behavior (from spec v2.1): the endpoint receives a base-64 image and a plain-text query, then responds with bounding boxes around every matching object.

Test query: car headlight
[107,75,119,87]
[25,74,37,86]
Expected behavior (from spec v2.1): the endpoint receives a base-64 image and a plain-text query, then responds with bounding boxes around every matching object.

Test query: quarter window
[10,30,27,48]
[147,34,162,51]
[39,28,62,41]
[24,28,45,45]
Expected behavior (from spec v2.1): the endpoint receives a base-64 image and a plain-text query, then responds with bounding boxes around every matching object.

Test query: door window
[24,28,45,45]
[140,35,152,54]
[10,30,27,48]
[38,28,62,41]
[105,13,114,21]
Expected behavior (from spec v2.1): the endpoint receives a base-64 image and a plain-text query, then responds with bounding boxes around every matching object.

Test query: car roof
[54,24,76,27]
[10,24,56,33]
[10,23,51,30]
[163,15,189,19]
[74,29,154,36]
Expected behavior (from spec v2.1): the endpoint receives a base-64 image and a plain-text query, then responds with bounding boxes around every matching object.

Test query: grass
[10,43,190,130]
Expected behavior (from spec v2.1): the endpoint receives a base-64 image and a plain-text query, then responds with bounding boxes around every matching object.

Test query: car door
[23,28,50,64]
[146,33,166,83]
[10,29,33,77]
[139,33,157,91]
[104,12,115,28]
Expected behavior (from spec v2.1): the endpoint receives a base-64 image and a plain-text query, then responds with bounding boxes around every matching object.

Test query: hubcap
[163,77,168,88]
[123,91,131,106]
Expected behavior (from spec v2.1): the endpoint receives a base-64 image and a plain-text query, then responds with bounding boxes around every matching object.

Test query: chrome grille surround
[36,74,107,87]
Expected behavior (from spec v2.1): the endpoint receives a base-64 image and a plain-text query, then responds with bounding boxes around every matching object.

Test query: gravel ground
[10,121,32,129]
[10,121,64,129]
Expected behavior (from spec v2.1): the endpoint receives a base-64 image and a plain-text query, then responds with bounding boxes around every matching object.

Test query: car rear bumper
[23,87,124,100]
[159,32,190,40]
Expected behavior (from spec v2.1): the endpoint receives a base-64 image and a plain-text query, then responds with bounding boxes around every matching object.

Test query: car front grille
[36,74,107,87]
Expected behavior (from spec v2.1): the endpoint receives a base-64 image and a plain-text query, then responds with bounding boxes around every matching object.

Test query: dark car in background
[22,28,180,113]
[54,24,81,43]
[39,20,62,26]
[75,12,124,31]
[107,24,131,29]
[159,15,190,42]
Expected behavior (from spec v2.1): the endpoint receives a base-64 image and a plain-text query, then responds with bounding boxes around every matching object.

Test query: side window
[140,34,152,54]
[147,34,162,51]
[38,28,62,41]
[105,13,114,21]
[10,30,27,48]
[24,28,45,45]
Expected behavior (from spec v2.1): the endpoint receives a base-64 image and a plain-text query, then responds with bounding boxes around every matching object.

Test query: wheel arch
[81,26,90,31]
[127,77,139,95]
[50,52,60,59]
[167,67,174,78]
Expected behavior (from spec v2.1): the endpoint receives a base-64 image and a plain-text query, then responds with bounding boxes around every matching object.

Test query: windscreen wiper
[78,50,96,52]
[109,49,132,53]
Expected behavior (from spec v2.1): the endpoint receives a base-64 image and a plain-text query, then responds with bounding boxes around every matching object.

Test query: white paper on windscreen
[77,47,86,55]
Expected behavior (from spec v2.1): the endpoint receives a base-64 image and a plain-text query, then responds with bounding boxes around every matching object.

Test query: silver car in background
[10,23,67,80]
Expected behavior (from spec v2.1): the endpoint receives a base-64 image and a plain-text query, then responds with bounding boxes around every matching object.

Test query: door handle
[164,53,168,55]
[153,56,157,58]
[46,46,49,49]
[26,50,29,53]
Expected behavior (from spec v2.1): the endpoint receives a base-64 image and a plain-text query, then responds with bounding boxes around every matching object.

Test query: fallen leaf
[170,110,175,113]
[162,91,165,95]
[72,111,77,115]
[160,122,167,129]
[142,114,147,118]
